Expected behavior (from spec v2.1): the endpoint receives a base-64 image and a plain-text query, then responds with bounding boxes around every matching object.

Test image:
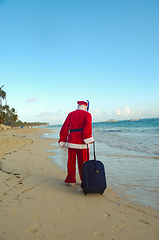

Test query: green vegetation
[0,86,48,128]
[14,121,49,127]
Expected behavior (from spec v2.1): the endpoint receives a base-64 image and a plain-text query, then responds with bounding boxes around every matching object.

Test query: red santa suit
[58,101,94,185]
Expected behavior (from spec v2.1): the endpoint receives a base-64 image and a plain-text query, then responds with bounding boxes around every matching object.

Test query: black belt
[70,128,83,133]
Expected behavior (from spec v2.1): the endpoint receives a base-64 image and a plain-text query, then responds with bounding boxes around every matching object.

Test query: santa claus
[58,100,94,186]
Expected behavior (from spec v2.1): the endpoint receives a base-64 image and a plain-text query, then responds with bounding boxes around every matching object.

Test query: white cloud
[115,106,131,116]
[65,109,70,114]
[136,108,159,118]
[36,111,54,117]
[137,108,143,114]
[115,108,121,115]
[91,105,159,123]
[92,109,100,115]
[55,111,62,116]
[25,98,38,103]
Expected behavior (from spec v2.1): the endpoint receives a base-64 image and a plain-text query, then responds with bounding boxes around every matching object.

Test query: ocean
[42,118,159,210]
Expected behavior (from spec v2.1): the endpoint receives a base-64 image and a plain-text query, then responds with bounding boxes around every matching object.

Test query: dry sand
[0,127,159,240]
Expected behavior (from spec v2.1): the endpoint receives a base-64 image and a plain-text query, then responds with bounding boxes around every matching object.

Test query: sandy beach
[0,127,159,240]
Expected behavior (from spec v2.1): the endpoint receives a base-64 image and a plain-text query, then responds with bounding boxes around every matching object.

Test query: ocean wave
[103,129,123,133]
[93,132,159,156]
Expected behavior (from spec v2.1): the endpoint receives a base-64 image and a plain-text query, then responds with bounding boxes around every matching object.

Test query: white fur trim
[66,142,90,149]
[84,137,94,144]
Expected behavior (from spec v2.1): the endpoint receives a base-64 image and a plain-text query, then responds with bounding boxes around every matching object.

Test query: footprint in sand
[11,210,19,215]
[26,225,42,238]
[46,194,56,200]
[119,211,132,221]
[13,201,21,207]
[32,215,41,223]
[54,234,66,239]
[54,207,63,214]
[11,207,23,214]
[70,203,78,210]
[113,224,126,235]
[26,215,42,238]
[81,201,89,207]
[83,227,104,237]
[32,215,40,219]
[100,210,111,218]
[11,187,19,192]
[38,195,45,199]
[46,234,66,239]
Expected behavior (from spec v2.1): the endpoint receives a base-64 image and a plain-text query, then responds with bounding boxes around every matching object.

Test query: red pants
[65,148,89,183]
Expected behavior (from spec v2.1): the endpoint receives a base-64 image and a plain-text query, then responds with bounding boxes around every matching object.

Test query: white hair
[77,104,87,110]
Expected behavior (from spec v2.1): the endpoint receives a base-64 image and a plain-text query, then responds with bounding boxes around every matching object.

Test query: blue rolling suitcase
[82,141,107,195]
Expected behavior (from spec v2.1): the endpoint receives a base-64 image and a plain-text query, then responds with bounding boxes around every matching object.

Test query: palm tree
[0,107,6,124]
[3,104,10,125]
[0,86,6,124]
[0,86,19,127]
[10,108,18,128]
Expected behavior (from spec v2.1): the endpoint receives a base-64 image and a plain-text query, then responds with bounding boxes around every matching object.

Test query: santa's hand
[58,142,66,148]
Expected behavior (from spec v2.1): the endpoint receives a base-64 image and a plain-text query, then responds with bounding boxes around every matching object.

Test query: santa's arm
[58,114,70,147]
[83,114,94,144]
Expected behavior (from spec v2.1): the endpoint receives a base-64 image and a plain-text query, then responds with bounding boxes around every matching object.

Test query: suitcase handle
[87,141,96,161]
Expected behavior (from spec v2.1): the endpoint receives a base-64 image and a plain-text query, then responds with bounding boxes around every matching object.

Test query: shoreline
[0,127,159,239]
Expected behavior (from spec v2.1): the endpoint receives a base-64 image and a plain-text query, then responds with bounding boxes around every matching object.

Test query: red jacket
[58,107,94,149]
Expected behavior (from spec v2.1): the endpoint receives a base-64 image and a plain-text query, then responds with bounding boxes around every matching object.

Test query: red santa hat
[77,101,88,106]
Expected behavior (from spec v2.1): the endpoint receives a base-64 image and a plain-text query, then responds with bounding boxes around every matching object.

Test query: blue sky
[0,0,159,125]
